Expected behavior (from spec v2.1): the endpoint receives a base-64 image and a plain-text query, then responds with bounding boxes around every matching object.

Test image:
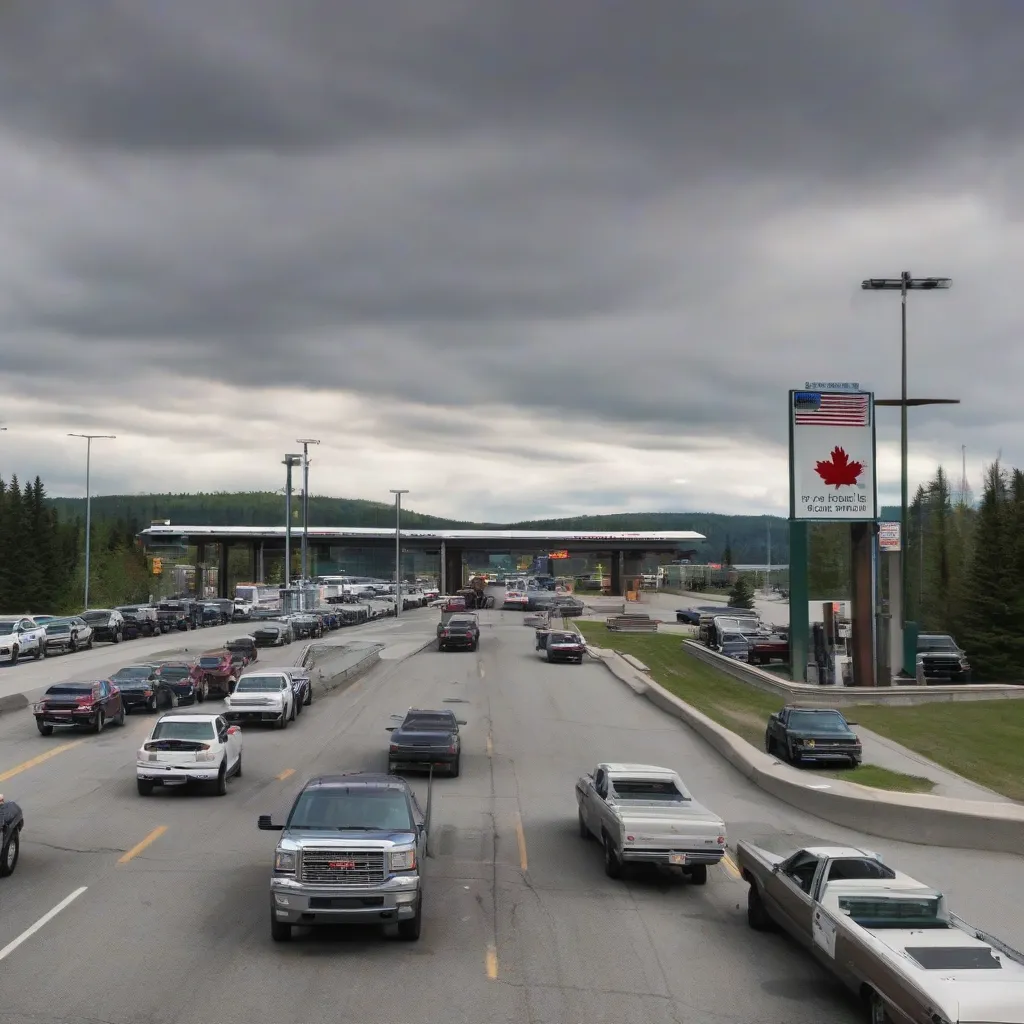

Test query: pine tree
[728,574,755,609]
[964,462,1013,680]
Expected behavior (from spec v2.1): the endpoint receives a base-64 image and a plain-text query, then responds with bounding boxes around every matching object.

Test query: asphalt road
[0,606,1021,1024]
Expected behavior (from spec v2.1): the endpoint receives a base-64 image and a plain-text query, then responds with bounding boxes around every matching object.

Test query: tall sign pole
[788,385,877,686]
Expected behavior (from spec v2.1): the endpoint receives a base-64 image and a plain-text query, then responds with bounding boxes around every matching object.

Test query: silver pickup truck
[259,771,429,942]
[575,762,727,883]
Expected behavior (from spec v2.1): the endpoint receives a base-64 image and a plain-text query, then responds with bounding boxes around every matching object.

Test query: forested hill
[46,491,905,565]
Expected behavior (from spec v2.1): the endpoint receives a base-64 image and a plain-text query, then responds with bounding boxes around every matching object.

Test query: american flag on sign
[793,392,870,427]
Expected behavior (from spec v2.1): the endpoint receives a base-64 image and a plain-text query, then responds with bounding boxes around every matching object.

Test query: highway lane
[0,608,1019,1023]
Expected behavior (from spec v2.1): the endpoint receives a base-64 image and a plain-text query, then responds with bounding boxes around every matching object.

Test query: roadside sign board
[878,522,901,551]
[789,390,877,522]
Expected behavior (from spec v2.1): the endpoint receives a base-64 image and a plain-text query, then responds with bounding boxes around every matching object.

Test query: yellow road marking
[479,666,485,678]
[515,813,528,872]
[722,852,741,879]
[485,943,498,979]
[276,768,295,781]
[0,741,82,784]
[118,825,168,864]
[486,733,493,757]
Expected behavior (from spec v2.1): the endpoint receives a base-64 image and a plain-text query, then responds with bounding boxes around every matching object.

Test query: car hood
[281,827,417,846]
[117,680,155,690]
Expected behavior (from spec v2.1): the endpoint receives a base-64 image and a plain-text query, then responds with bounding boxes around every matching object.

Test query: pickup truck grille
[300,850,386,885]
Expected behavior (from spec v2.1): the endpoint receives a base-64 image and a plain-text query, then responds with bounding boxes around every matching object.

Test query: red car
[443,596,467,613]
[196,649,243,699]
[34,679,125,735]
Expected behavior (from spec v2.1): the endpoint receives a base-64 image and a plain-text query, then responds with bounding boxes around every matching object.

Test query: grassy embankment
[576,624,947,794]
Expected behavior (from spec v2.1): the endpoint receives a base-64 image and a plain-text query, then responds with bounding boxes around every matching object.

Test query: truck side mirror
[385,726,396,732]
[257,814,283,831]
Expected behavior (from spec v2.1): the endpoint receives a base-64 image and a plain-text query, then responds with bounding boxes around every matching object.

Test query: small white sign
[804,381,861,391]
[878,522,901,551]
[812,909,837,958]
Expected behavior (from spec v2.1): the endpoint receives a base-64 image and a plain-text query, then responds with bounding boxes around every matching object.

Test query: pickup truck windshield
[236,677,284,692]
[918,636,958,651]
[288,788,414,831]
[787,711,850,733]
[611,779,690,801]
[404,714,455,730]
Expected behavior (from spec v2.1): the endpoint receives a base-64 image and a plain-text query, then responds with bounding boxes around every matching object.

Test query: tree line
[1,475,152,614]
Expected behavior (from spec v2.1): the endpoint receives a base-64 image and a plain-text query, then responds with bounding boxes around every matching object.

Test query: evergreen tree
[722,537,733,567]
[964,462,1013,680]
[728,574,755,609]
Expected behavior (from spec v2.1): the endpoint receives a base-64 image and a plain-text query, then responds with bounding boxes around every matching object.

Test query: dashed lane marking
[0,887,88,964]
[515,813,528,872]
[276,768,295,781]
[485,943,498,980]
[118,825,168,864]
[0,741,83,784]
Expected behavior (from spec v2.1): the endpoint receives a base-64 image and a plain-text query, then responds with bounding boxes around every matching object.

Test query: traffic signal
[152,557,162,575]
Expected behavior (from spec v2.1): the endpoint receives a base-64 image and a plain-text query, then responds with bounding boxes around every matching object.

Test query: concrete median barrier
[591,647,1024,854]
[0,693,29,714]
[684,640,1024,706]
[302,643,384,695]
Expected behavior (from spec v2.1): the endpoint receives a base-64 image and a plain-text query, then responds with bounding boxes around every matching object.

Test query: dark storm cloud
[1,0,1022,514]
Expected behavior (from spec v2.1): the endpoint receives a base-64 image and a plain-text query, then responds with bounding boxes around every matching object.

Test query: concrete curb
[590,646,1024,854]
[306,645,384,696]
[684,640,1024,706]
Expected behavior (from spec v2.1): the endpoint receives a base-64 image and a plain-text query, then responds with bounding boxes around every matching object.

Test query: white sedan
[136,713,243,796]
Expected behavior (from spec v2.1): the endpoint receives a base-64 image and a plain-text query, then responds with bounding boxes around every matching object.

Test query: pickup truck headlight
[390,847,416,871]
[274,851,296,873]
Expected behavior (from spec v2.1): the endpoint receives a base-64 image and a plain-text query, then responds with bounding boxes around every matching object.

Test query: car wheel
[215,762,228,795]
[396,898,422,941]
[304,687,312,706]
[8,645,18,664]
[270,915,292,942]
[450,754,460,778]
[578,808,590,839]
[137,779,154,796]
[234,753,242,778]
[86,636,94,649]
[686,864,708,886]
[147,694,157,713]
[747,884,773,930]
[277,713,287,730]
[36,721,53,736]
[33,644,44,660]
[93,710,105,734]
[113,631,122,644]
[0,828,21,877]
[866,989,890,1024]
[603,835,623,879]
[70,635,79,652]
[114,703,125,727]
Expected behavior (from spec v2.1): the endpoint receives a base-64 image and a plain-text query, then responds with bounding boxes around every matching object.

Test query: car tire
[304,687,312,706]
[0,828,21,877]
[234,753,242,778]
[114,703,125,727]
[686,864,708,886]
[746,884,773,931]
[450,754,461,778]
[270,916,292,942]
[866,989,891,1024]
[70,635,79,652]
[215,762,228,795]
[137,779,154,796]
[396,900,422,941]
[113,631,122,644]
[33,644,44,660]
[93,710,105,734]
[603,835,623,879]
[36,721,53,736]
[277,714,287,730]
[86,636,94,649]
[578,809,590,839]
[289,701,296,722]
[8,645,18,664]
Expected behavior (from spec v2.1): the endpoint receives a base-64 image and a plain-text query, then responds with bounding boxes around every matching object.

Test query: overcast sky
[0,0,1020,522]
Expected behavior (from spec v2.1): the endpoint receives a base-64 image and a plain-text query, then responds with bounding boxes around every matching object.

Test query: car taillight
[448,743,456,754]
[389,744,398,753]
[717,835,726,845]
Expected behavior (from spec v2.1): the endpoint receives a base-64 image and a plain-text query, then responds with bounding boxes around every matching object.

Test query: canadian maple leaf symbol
[814,446,863,488]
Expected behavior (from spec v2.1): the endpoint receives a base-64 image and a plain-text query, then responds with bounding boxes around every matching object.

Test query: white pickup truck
[575,763,727,884]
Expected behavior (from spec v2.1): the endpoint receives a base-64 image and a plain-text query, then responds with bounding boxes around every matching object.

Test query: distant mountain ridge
[46,492,907,565]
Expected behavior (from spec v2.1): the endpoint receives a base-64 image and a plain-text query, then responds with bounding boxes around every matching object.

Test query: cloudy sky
[0,0,1020,522]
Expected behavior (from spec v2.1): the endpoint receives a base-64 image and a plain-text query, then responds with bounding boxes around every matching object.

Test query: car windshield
[151,720,216,740]
[81,611,111,623]
[787,710,850,733]
[551,633,580,643]
[114,667,154,680]
[236,676,284,692]
[199,657,224,668]
[288,788,414,830]
[157,666,190,680]
[46,683,93,695]
[403,713,455,730]
[45,619,74,631]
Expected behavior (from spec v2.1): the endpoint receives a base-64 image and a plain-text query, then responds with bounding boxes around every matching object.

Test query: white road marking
[0,887,88,963]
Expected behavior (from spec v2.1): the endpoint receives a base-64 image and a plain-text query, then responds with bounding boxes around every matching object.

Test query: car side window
[783,852,820,894]
[594,769,607,798]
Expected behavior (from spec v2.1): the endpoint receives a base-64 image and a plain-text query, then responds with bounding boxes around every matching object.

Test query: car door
[584,768,610,832]
[98,679,118,717]
[763,851,821,944]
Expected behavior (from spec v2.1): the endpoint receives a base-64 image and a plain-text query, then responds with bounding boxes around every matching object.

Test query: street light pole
[283,454,302,591]
[390,489,409,617]
[296,439,320,583]
[861,272,953,675]
[68,433,116,608]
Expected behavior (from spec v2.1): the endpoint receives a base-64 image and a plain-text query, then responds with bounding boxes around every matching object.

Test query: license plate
[669,853,687,865]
